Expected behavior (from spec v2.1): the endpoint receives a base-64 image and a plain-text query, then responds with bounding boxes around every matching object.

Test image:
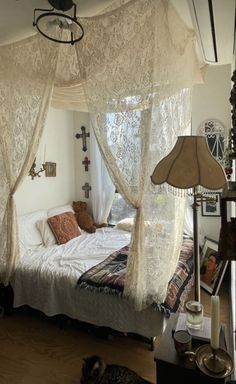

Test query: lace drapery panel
[52,0,203,110]
[0,35,59,282]
[90,126,115,224]
[74,0,199,309]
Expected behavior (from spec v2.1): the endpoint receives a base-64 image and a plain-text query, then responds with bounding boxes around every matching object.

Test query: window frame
[198,119,226,165]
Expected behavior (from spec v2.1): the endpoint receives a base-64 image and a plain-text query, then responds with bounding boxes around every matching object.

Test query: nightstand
[154,314,226,384]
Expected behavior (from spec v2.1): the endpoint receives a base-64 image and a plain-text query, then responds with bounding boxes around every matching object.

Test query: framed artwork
[200,237,228,295]
[45,162,56,177]
[201,193,221,217]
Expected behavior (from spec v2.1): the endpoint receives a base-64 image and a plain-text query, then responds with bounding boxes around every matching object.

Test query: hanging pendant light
[33,0,84,45]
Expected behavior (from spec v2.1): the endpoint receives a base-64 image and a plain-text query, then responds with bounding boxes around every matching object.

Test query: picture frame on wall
[45,162,56,177]
[201,193,221,217]
[200,237,228,295]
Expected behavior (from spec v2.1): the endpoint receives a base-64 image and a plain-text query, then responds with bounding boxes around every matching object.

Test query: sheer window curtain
[0,36,59,283]
[90,125,115,224]
[74,0,202,309]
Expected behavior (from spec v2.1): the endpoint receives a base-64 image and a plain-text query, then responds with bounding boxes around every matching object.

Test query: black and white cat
[80,355,152,384]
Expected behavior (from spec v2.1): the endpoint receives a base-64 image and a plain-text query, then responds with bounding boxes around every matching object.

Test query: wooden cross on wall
[82,156,90,171]
[75,126,90,152]
[82,182,91,198]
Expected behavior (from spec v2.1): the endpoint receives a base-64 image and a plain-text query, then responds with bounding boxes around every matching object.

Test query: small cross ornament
[75,126,90,152]
[82,156,90,172]
[82,182,91,198]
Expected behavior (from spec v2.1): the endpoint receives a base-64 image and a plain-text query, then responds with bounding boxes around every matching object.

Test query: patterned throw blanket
[77,245,129,295]
[77,238,193,315]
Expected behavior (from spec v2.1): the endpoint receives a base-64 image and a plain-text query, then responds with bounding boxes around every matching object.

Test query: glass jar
[185,300,203,330]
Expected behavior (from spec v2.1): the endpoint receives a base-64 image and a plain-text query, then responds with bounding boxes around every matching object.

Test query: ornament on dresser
[82,182,91,198]
[75,126,90,152]
[82,156,90,172]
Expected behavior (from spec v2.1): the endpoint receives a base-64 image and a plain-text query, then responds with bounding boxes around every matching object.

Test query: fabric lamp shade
[151,136,226,190]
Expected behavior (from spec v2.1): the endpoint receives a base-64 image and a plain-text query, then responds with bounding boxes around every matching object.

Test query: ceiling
[0,0,235,65]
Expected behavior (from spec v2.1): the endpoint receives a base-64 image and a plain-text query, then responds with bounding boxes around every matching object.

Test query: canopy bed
[10,204,194,343]
[0,0,203,327]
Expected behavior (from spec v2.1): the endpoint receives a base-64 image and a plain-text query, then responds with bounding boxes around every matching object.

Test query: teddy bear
[73,201,107,234]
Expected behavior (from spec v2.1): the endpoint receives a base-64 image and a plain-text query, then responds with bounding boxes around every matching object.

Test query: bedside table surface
[154,313,227,384]
[154,314,195,368]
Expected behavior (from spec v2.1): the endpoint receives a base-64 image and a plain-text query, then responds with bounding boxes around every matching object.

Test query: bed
[11,204,194,341]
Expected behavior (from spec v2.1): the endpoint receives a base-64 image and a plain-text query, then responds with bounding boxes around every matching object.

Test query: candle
[211,295,220,350]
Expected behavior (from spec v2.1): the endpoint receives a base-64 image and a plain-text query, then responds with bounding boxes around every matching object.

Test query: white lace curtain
[0,35,59,283]
[90,126,115,224]
[0,0,203,309]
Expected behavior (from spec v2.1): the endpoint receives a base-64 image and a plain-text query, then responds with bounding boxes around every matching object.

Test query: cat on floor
[80,355,152,384]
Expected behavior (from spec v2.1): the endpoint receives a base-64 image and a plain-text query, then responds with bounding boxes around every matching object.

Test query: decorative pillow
[47,212,81,245]
[36,220,56,247]
[116,218,163,233]
[18,209,47,251]
[47,204,74,218]
[116,218,134,232]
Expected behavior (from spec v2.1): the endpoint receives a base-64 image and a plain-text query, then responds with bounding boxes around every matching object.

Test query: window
[198,119,226,165]
[106,107,141,225]
[108,192,135,225]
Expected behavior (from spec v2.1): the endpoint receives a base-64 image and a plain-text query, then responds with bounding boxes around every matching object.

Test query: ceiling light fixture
[33,0,84,45]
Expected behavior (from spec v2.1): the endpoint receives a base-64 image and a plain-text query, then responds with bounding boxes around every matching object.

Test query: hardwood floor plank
[0,310,156,383]
[0,280,229,384]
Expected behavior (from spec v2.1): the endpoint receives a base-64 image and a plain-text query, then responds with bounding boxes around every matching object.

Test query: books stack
[174,313,226,349]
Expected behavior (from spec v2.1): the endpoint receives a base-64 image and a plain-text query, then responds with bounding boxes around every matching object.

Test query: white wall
[15,107,75,215]
[192,64,232,241]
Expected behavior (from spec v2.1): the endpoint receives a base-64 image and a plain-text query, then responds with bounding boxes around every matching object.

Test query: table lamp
[151,136,226,304]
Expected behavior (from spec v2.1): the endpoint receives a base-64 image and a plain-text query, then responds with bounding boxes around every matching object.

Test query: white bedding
[12,227,167,338]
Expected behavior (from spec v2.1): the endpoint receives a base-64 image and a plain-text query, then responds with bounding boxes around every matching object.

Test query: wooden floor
[0,281,230,384]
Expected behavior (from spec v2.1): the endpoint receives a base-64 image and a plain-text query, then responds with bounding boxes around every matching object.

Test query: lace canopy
[0,0,203,310]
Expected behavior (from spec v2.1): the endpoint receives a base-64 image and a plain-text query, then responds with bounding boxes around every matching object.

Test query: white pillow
[47,204,74,218]
[116,218,163,233]
[116,218,134,232]
[36,219,56,247]
[18,209,47,251]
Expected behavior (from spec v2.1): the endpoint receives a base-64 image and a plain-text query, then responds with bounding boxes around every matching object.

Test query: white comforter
[12,227,167,338]
[13,227,130,311]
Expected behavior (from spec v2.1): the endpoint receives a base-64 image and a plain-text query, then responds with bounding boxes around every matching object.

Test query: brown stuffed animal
[73,201,107,234]
[73,201,96,233]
